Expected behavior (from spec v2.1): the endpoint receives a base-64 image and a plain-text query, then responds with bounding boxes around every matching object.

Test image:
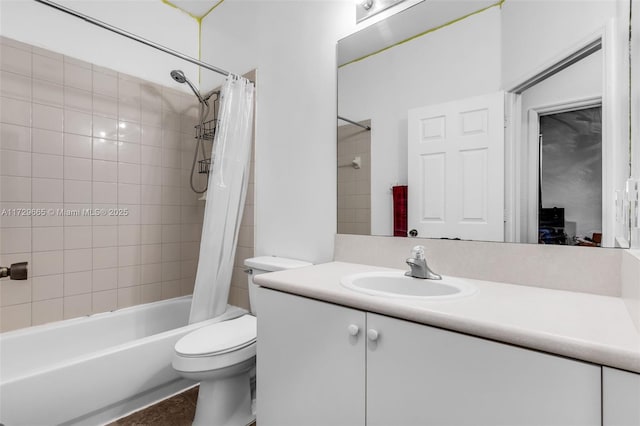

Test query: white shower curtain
[189,75,255,324]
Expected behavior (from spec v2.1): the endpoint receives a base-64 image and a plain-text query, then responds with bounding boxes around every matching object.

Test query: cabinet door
[257,288,366,426]
[603,367,640,425]
[366,313,601,426]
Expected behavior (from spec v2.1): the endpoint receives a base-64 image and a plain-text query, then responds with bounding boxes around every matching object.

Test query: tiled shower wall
[337,120,371,235]
[0,37,254,332]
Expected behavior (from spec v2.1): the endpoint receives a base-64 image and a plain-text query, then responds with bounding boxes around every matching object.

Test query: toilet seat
[175,314,257,358]
[172,315,257,375]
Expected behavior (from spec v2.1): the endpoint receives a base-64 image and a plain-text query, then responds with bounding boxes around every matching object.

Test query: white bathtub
[0,296,246,426]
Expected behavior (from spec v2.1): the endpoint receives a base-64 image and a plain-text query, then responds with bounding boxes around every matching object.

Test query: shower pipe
[338,116,371,130]
[33,0,233,79]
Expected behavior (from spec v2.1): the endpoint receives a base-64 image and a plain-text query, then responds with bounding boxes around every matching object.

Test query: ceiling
[169,0,220,19]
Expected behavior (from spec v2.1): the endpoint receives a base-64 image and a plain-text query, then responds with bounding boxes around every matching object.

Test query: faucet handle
[411,245,425,259]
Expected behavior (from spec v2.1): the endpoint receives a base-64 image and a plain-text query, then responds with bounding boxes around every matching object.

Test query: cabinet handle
[347,324,360,336]
[367,329,379,341]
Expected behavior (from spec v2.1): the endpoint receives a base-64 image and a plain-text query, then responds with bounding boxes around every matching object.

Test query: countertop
[254,261,640,374]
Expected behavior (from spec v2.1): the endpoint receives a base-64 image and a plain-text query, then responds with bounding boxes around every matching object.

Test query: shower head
[170,69,187,84]
[170,69,206,104]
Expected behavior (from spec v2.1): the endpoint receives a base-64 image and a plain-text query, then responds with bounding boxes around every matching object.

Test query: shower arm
[33,0,233,79]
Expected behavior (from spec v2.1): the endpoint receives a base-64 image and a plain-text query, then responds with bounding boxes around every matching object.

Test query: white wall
[338,8,501,235]
[501,0,619,88]
[0,0,199,90]
[200,1,354,264]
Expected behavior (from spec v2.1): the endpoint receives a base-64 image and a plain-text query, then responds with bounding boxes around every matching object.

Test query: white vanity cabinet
[603,367,640,425]
[257,288,602,426]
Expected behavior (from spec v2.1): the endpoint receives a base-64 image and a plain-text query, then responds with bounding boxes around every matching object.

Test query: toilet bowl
[172,256,312,426]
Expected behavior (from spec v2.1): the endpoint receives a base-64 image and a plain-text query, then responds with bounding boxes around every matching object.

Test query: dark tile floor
[108,386,257,426]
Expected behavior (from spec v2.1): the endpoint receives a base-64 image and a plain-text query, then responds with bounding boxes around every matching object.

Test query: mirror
[337,0,630,248]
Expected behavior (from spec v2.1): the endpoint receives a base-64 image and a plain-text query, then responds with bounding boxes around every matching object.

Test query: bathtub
[0,296,246,426]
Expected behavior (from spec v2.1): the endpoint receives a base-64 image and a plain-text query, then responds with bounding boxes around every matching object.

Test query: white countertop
[254,261,640,373]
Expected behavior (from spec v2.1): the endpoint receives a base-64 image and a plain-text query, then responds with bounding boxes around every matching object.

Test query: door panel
[408,92,504,241]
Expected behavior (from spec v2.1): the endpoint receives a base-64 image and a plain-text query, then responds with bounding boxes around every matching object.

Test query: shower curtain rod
[33,0,232,78]
[338,116,371,130]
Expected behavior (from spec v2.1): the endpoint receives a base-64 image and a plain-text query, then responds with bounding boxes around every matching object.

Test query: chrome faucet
[405,246,441,280]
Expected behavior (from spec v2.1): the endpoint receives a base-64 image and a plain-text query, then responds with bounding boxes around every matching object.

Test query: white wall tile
[64,110,92,136]
[64,248,92,273]
[91,203,118,226]
[93,94,118,119]
[1,149,31,177]
[117,285,140,308]
[118,224,141,246]
[31,203,62,227]
[118,162,140,185]
[32,103,63,132]
[32,226,63,252]
[32,298,63,326]
[0,303,32,332]
[141,185,162,205]
[64,134,93,158]
[162,129,181,150]
[162,243,181,262]
[141,164,162,185]
[93,138,118,161]
[93,116,117,141]
[92,290,117,314]
[0,123,31,152]
[64,62,92,91]
[118,142,140,164]
[64,270,92,295]
[32,250,64,276]
[141,125,162,146]
[161,148,181,169]
[92,246,118,270]
[32,128,63,155]
[162,280,181,299]
[0,279,31,306]
[118,183,139,204]
[33,54,63,84]
[141,244,162,265]
[0,202,31,228]
[0,176,30,202]
[141,109,162,126]
[64,180,91,203]
[118,245,141,267]
[0,227,31,254]
[118,121,141,143]
[32,274,63,301]
[140,283,162,303]
[63,204,92,227]
[162,205,180,224]
[1,70,31,100]
[64,156,92,181]
[118,205,140,226]
[64,87,92,112]
[92,182,117,204]
[118,102,141,124]
[32,153,63,179]
[64,226,92,249]
[141,145,162,167]
[92,225,117,248]
[63,293,91,319]
[93,71,117,98]
[0,97,31,127]
[118,265,141,287]
[141,205,162,225]
[92,267,117,291]
[33,80,63,107]
[32,178,62,203]
[0,45,31,75]
[93,159,117,183]
[161,261,181,281]
[141,224,162,245]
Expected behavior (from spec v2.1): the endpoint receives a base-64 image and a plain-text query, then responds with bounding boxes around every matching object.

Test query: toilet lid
[175,315,257,357]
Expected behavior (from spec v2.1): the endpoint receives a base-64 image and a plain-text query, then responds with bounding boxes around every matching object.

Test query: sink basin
[340,271,476,299]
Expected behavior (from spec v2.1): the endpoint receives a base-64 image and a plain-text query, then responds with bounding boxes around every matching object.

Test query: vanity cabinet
[257,288,601,426]
[603,367,640,425]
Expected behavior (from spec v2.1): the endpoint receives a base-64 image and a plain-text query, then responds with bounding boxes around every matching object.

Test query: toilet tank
[244,256,312,315]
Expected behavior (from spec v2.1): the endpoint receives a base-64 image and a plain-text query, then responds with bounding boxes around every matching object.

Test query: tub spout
[0,262,28,280]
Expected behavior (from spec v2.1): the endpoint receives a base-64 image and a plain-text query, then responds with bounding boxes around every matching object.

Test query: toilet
[172,256,312,426]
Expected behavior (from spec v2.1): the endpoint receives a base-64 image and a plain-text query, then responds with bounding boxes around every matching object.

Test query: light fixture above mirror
[356,0,411,23]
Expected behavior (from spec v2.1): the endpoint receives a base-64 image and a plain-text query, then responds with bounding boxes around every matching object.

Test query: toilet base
[193,371,255,426]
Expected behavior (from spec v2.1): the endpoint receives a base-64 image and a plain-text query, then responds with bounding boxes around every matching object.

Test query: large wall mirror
[337,0,631,248]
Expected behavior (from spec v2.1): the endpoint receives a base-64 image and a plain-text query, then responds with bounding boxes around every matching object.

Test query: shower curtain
[189,75,255,324]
